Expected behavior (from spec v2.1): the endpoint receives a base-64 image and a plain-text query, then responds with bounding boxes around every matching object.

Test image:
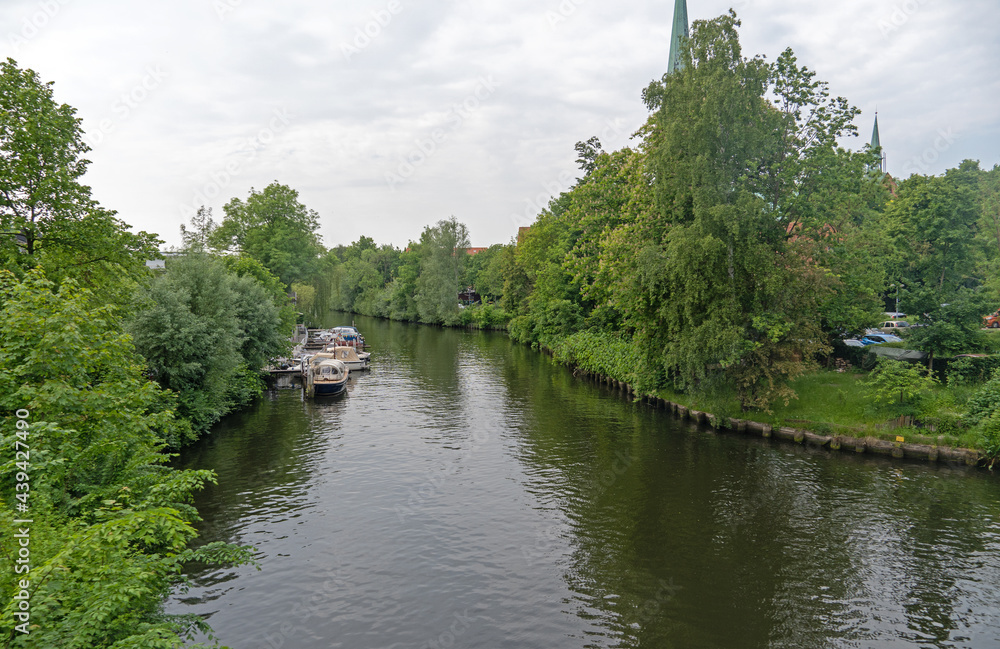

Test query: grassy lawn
[654,368,983,450]
[640,331,1000,451]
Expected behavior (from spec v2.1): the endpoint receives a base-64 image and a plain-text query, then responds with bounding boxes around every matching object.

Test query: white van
[879,321,910,333]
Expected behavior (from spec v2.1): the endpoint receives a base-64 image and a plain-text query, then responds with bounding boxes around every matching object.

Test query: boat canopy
[311,355,348,380]
[326,346,364,363]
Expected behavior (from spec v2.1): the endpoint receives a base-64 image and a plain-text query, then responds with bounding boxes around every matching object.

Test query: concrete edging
[680,402,982,467]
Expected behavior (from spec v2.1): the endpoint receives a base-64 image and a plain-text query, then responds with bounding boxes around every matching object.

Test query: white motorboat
[322,345,370,371]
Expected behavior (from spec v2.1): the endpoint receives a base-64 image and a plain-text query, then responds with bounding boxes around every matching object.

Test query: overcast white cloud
[3,0,998,249]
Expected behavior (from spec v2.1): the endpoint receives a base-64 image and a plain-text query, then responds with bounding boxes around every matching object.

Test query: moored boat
[322,345,370,371]
[307,354,349,396]
[266,357,302,375]
[332,326,366,350]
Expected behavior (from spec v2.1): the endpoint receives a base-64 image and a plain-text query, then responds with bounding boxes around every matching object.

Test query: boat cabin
[324,345,369,370]
[313,358,347,381]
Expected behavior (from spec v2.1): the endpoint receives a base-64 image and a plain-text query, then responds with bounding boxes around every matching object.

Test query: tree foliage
[0,270,253,648]
[129,255,286,443]
[0,58,160,314]
[415,217,470,324]
[627,11,881,408]
[884,163,987,365]
[210,182,323,287]
[863,358,937,407]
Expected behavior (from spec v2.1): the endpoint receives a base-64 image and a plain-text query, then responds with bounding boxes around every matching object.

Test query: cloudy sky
[3,0,999,250]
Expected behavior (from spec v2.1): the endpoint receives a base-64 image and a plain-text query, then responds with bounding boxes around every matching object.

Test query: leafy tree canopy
[629,11,884,407]
[210,182,323,287]
[0,269,254,647]
[129,254,285,443]
[415,217,469,324]
[0,58,160,312]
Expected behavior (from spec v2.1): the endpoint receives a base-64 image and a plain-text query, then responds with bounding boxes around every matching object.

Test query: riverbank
[564,358,987,470]
[327,310,993,470]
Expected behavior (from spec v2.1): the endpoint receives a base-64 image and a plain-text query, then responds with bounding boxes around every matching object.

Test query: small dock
[266,325,369,384]
[266,324,308,376]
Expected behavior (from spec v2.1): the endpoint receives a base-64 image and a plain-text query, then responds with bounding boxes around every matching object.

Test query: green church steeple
[871,113,886,173]
[668,0,689,73]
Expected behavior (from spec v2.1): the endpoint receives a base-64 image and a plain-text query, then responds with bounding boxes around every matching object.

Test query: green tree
[885,163,985,366]
[415,217,470,324]
[507,204,584,343]
[129,255,285,443]
[387,246,421,321]
[180,205,218,252]
[887,167,980,297]
[333,235,377,262]
[469,243,510,302]
[629,11,874,408]
[965,368,1000,426]
[222,254,296,334]
[864,358,937,409]
[230,273,287,373]
[561,142,657,335]
[0,58,91,258]
[129,255,241,441]
[335,254,384,313]
[975,165,1000,298]
[0,58,160,313]
[291,281,317,315]
[0,269,253,648]
[210,182,323,287]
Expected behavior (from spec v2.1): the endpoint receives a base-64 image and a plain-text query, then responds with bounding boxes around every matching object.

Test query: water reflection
[168,314,1000,648]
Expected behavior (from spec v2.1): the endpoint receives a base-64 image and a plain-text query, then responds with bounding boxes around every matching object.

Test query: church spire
[668,0,689,73]
[871,112,886,173]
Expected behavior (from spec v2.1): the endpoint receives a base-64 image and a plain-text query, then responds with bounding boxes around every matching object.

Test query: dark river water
[168,314,1000,649]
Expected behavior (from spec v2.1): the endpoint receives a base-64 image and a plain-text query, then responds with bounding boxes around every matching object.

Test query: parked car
[984,310,1000,329]
[841,338,866,348]
[865,328,903,340]
[884,312,907,320]
[879,320,910,333]
[862,333,904,345]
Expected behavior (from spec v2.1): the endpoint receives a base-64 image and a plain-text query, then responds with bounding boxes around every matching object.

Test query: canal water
[168,314,1000,648]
